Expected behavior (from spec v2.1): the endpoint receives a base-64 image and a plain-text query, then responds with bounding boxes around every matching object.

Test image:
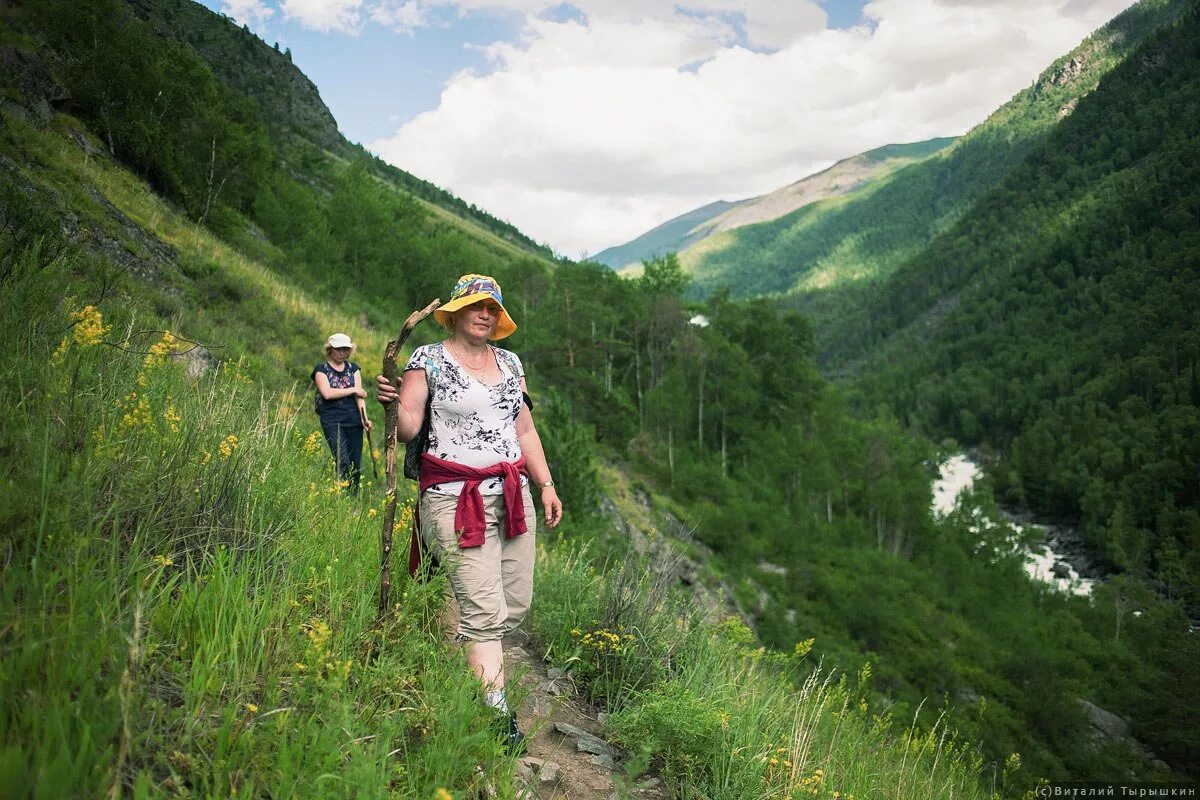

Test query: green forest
[1,0,1197,797]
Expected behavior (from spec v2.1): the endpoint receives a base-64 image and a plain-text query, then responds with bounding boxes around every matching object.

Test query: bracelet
[539,480,555,488]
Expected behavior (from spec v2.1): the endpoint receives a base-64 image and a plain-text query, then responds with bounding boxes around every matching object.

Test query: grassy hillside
[2,0,1196,794]
[681,0,1189,303]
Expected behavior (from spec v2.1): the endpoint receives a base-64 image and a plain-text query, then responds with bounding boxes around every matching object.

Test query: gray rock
[590,754,616,770]
[539,762,562,783]
[1077,698,1130,741]
[577,735,618,757]
[553,721,619,757]
[547,667,566,679]
[174,345,212,380]
[553,721,591,738]
[519,756,544,771]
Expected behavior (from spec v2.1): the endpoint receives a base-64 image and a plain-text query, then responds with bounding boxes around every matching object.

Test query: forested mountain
[679,0,1191,301]
[836,0,1200,613]
[593,138,954,270]
[1,0,1196,795]
[120,0,553,257]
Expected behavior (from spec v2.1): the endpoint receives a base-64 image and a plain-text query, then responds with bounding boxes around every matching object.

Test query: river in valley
[932,454,1100,597]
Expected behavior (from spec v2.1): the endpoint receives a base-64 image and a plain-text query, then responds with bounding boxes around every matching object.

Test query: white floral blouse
[405,342,528,496]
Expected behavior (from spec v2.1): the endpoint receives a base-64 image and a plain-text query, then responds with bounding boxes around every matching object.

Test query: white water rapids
[932,454,1097,597]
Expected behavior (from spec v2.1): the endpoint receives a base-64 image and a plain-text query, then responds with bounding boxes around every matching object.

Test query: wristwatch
[539,480,555,488]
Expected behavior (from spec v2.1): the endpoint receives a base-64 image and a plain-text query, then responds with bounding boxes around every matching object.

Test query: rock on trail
[504,633,667,800]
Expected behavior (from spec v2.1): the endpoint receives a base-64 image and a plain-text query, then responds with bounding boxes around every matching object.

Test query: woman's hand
[363,418,373,432]
[354,387,368,399]
[541,486,563,528]
[375,375,399,405]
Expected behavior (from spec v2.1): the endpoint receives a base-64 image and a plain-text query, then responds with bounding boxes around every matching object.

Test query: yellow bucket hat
[434,274,517,340]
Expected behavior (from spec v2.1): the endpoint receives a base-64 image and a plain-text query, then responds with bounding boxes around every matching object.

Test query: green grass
[529,541,999,800]
[0,253,520,798]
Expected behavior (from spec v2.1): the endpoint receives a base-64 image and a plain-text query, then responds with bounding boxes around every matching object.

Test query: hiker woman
[375,274,562,750]
[311,333,371,494]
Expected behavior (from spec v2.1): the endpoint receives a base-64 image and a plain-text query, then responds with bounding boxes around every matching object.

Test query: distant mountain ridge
[677,0,1191,301]
[591,138,955,270]
[590,199,739,270]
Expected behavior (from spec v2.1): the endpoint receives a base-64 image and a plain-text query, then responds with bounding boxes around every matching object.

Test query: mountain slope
[124,0,552,259]
[840,2,1200,765]
[682,0,1191,301]
[593,138,954,269]
[591,199,740,268]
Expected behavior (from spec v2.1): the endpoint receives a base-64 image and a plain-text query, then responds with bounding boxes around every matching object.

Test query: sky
[199,0,1138,258]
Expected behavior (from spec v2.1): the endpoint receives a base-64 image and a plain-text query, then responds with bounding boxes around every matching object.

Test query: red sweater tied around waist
[409,452,530,576]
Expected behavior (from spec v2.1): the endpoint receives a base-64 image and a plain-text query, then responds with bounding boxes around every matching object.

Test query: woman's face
[330,346,352,361]
[455,300,501,339]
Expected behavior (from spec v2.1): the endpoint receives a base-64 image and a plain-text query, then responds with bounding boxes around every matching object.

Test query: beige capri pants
[419,485,537,643]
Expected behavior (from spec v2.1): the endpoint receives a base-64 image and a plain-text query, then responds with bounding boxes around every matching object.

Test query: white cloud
[220,0,275,29]
[371,0,430,33]
[280,0,365,34]
[743,0,826,49]
[368,0,1137,255]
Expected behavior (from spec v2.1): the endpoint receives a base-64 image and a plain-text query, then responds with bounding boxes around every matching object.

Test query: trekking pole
[379,298,440,622]
[359,406,379,481]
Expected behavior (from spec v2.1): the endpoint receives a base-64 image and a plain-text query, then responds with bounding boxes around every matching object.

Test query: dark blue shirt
[311,361,363,427]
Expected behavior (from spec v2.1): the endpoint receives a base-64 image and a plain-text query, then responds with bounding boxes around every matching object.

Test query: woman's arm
[314,371,366,401]
[394,368,429,443]
[515,378,562,528]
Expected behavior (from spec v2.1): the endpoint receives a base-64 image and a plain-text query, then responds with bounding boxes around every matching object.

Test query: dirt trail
[503,633,666,800]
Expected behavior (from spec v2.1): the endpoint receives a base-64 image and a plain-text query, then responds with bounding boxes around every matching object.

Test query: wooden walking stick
[379,298,440,621]
[359,406,379,481]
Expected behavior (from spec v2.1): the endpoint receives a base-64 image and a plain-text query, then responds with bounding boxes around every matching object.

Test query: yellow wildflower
[302,431,323,455]
[219,435,239,458]
[51,336,70,364]
[303,618,331,650]
[152,554,174,568]
[433,789,453,800]
[367,508,378,518]
[117,392,153,432]
[70,305,111,347]
[143,330,178,369]
[163,399,182,433]
[245,703,259,714]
